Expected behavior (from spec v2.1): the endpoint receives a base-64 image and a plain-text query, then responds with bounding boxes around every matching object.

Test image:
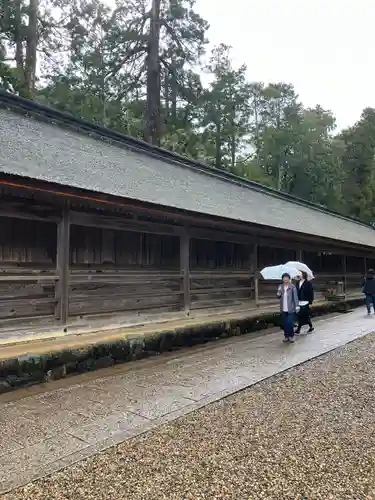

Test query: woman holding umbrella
[260,264,300,343]
[277,272,300,343]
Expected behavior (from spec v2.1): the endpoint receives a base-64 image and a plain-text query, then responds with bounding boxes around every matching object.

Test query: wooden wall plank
[180,230,190,315]
[187,237,253,311]
[68,270,181,317]
[251,244,259,304]
[0,217,56,266]
[55,205,70,324]
[0,216,58,323]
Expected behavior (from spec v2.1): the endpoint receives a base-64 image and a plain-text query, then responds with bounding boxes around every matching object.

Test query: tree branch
[160,57,199,104]
[104,44,146,80]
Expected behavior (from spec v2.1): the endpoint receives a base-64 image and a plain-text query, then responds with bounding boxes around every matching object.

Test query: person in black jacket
[362,269,375,315]
[295,271,314,334]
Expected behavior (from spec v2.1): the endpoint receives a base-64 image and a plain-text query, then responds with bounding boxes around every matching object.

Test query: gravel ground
[4,333,375,500]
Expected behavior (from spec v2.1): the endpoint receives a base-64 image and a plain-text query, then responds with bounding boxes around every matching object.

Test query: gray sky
[195,0,374,130]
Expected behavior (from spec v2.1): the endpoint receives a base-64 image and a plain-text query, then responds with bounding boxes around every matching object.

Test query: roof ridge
[0,90,370,229]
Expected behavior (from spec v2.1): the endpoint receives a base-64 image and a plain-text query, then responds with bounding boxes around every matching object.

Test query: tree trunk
[253,96,260,167]
[14,0,24,83]
[99,31,106,126]
[231,102,236,169]
[145,0,161,145]
[25,0,38,96]
[164,70,169,123]
[277,164,283,191]
[276,100,283,191]
[170,58,177,122]
[231,133,235,170]
[215,120,221,169]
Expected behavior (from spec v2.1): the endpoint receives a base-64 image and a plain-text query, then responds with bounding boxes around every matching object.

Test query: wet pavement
[0,307,373,494]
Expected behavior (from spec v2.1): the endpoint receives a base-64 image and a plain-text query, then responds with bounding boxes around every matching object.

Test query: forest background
[1,0,374,223]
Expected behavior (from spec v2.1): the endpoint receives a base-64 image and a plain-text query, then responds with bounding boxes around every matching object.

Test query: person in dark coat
[295,271,314,334]
[362,269,375,315]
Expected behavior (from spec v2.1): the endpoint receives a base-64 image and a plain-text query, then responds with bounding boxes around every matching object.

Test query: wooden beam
[71,210,374,258]
[180,230,191,315]
[187,225,361,255]
[2,186,374,259]
[251,243,259,305]
[0,275,57,282]
[70,211,256,245]
[55,204,70,324]
[254,279,259,306]
[70,211,180,236]
[3,178,375,256]
[189,227,253,245]
[0,203,59,222]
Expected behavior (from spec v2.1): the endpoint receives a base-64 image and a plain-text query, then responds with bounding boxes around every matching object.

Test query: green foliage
[200,44,251,169]
[1,0,374,222]
[340,108,375,221]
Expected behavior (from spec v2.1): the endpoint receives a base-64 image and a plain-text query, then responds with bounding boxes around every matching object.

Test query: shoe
[295,329,301,335]
[307,327,314,334]
[283,337,289,343]
[289,337,295,343]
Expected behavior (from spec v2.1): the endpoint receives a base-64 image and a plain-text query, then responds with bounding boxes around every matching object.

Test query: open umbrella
[285,261,314,280]
[260,264,300,281]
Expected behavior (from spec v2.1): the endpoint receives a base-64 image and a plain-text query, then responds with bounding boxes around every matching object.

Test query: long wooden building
[0,91,374,329]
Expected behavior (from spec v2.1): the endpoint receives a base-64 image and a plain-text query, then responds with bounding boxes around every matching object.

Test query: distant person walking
[362,269,375,315]
[295,271,314,334]
[277,273,299,343]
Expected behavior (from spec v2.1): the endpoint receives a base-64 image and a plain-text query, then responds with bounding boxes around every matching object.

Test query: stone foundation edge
[0,298,364,393]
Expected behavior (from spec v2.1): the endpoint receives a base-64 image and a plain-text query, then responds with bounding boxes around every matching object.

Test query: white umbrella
[285,261,314,280]
[260,264,300,281]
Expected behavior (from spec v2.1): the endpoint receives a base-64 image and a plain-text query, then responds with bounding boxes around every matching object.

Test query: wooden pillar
[343,254,347,294]
[180,229,190,315]
[297,249,303,262]
[364,257,367,275]
[55,204,70,325]
[251,243,259,305]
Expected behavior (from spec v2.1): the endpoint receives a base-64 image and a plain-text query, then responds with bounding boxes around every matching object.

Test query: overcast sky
[194,0,374,130]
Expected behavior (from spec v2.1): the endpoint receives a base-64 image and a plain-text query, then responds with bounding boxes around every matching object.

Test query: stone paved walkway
[0,308,373,494]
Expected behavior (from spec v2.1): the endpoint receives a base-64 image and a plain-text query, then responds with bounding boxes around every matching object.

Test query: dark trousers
[282,312,295,338]
[365,294,375,313]
[297,305,313,331]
